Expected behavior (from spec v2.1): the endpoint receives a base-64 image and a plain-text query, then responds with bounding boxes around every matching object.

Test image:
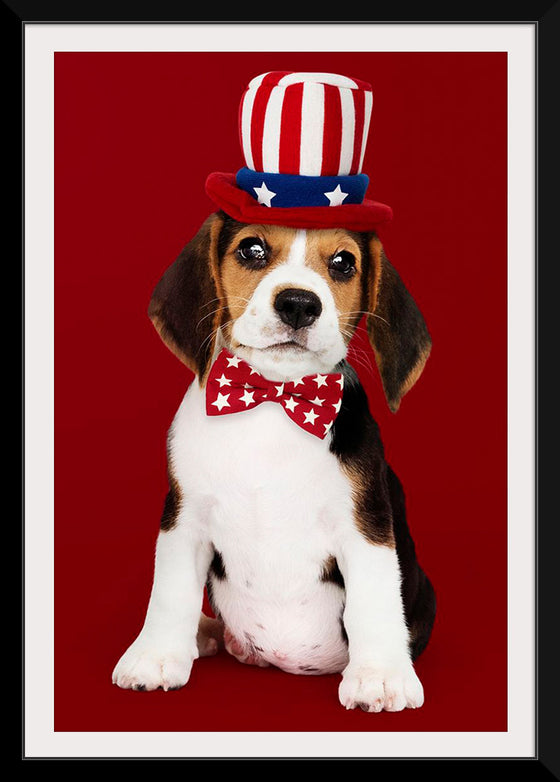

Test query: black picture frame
[12,2,556,774]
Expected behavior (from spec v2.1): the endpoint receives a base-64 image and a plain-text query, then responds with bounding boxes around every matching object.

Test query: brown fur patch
[365,235,384,314]
[342,460,396,548]
[159,439,183,533]
[397,343,432,400]
[160,468,182,532]
[320,555,345,587]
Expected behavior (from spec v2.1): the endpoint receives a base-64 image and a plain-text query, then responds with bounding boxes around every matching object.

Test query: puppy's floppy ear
[148,212,225,381]
[365,236,432,413]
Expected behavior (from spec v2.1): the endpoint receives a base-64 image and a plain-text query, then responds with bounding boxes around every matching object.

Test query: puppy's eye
[237,237,268,269]
[329,250,356,281]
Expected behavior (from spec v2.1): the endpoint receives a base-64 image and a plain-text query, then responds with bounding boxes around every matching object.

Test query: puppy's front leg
[338,539,424,712]
[112,524,212,691]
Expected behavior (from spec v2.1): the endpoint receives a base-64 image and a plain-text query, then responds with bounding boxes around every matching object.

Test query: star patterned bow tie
[206,349,344,439]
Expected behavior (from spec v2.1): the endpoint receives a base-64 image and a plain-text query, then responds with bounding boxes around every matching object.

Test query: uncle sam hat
[206,71,393,231]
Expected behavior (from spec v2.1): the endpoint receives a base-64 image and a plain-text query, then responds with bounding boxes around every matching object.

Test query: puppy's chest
[170,382,356,673]
[171,382,356,564]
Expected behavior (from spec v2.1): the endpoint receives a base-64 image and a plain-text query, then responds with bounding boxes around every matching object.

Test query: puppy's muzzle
[274,288,323,331]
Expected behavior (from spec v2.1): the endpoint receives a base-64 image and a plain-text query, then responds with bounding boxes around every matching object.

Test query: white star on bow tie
[239,389,255,407]
[253,181,276,207]
[303,408,319,426]
[226,355,242,368]
[216,373,231,387]
[313,374,328,388]
[211,392,230,411]
[284,397,299,412]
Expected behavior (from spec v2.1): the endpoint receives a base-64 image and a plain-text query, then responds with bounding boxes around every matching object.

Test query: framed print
[20,14,545,766]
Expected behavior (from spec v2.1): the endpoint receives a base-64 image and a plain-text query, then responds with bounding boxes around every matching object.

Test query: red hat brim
[205,172,393,232]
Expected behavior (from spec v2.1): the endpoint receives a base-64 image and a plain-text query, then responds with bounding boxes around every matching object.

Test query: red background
[54,51,507,733]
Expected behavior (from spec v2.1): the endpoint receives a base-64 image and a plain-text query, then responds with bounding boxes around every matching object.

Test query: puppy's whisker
[340,310,390,327]
[196,306,232,330]
[198,319,236,357]
[198,324,223,354]
[200,296,227,309]
[197,297,253,332]
[338,320,360,332]
[345,343,377,380]
[339,327,357,343]
[334,318,378,378]
[200,296,250,311]
[338,321,367,340]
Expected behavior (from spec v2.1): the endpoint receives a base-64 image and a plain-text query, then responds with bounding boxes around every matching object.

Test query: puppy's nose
[274,288,323,330]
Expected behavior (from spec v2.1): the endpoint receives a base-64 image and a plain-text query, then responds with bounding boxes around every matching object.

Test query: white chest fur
[169,380,355,673]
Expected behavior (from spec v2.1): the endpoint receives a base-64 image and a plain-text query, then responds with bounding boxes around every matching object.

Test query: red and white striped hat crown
[239,71,373,177]
[206,71,393,231]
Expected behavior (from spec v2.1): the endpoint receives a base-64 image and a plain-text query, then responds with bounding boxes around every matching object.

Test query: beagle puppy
[112,211,436,713]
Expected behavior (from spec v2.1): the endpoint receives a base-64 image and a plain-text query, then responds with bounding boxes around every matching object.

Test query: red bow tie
[206,349,344,439]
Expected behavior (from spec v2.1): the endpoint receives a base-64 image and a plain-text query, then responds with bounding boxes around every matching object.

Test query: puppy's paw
[112,639,195,692]
[338,661,424,713]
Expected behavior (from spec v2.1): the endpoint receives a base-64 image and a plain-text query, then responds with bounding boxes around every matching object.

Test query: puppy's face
[149,212,431,412]
[217,222,366,381]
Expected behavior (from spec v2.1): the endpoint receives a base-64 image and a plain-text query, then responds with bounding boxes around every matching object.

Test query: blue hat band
[235,167,369,209]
